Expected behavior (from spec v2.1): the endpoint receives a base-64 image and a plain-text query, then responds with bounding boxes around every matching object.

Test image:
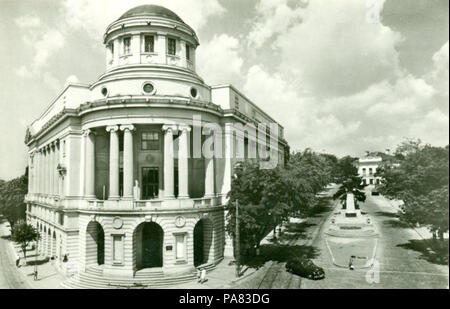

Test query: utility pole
[235,199,240,278]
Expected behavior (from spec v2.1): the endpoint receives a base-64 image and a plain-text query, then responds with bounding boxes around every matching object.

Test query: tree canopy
[377,140,449,240]
[226,149,334,258]
[0,170,28,227]
[11,219,39,260]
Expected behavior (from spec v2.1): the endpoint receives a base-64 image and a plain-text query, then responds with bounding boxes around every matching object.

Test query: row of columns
[84,125,136,199]
[83,124,215,200]
[31,141,61,196]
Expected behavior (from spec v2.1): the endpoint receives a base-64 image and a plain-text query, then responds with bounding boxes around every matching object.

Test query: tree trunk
[438,229,444,242]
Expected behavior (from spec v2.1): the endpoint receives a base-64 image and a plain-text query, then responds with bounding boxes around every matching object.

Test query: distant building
[24,5,288,285]
[357,157,382,186]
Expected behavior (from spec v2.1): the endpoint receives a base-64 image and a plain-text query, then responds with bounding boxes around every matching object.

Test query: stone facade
[24,5,288,280]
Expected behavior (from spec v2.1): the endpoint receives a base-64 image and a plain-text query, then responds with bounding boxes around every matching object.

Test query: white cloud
[15,16,65,85]
[241,3,448,156]
[273,0,404,97]
[197,34,243,85]
[247,0,304,49]
[15,14,42,28]
[243,65,361,154]
[62,0,225,43]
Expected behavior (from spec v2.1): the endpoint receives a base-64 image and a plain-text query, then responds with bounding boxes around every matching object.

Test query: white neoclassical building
[24,5,287,287]
[357,157,382,186]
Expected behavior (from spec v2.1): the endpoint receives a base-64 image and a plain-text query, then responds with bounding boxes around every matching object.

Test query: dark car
[371,190,380,196]
[286,257,325,280]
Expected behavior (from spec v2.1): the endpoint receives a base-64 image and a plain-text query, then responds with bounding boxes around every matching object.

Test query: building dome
[118,5,185,24]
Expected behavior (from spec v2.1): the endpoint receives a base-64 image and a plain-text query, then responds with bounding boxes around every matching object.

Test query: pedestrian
[16,256,21,268]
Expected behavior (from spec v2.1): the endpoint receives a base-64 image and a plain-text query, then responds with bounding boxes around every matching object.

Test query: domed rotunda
[24,5,288,288]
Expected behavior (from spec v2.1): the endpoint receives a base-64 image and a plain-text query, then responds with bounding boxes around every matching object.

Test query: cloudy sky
[0,0,448,180]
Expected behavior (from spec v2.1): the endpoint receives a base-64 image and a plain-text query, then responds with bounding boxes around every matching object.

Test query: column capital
[162,124,177,133]
[106,125,120,132]
[120,124,135,132]
[178,125,191,132]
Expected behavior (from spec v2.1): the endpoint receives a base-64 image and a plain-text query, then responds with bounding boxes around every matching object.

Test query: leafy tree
[226,162,292,257]
[0,170,28,227]
[377,140,449,241]
[332,176,366,209]
[11,219,40,261]
[332,156,366,208]
[284,149,333,216]
[334,156,359,183]
[225,149,335,259]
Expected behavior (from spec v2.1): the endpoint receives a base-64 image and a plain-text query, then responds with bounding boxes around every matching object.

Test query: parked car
[286,257,325,280]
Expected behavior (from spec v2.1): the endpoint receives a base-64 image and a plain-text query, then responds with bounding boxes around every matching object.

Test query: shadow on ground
[26,257,50,266]
[383,219,410,228]
[397,239,449,265]
[241,244,320,269]
[1,235,12,240]
[374,211,399,218]
[307,197,335,218]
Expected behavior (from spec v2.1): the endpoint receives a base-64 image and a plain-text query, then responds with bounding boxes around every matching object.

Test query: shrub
[285,256,325,280]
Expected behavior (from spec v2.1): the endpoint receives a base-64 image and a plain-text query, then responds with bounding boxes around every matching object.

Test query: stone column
[45,146,49,195]
[204,130,215,197]
[51,143,56,196]
[106,125,120,199]
[84,129,96,199]
[121,124,135,199]
[36,150,41,194]
[162,125,176,198]
[178,125,191,198]
[54,142,59,196]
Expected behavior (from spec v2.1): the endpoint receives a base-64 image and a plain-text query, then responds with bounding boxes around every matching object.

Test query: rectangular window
[175,234,186,260]
[123,37,131,55]
[142,167,159,200]
[112,235,124,263]
[168,38,176,55]
[235,95,239,110]
[141,131,159,150]
[110,42,114,56]
[185,43,190,60]
[144,35,154,53]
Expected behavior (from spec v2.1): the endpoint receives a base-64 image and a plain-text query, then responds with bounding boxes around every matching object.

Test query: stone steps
[61,263,217,289]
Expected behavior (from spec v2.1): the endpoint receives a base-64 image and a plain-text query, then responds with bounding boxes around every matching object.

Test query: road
[235,192,449,289]
[302,193,448,288]
[0,221,30,289]
[234,187,339,289]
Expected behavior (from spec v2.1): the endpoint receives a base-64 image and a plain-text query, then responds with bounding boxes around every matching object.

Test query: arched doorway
[134,222,164,270]
[193,219,213,267]
[86,221,105,266]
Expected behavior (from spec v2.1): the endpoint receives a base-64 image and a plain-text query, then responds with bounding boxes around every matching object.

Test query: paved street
[0,221,30,289]
[235,193,449,289]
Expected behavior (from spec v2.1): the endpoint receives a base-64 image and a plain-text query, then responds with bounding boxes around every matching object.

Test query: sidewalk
[0,222,65,289]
